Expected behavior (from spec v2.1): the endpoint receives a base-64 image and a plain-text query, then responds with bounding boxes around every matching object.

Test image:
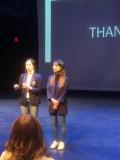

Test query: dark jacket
[18,73,42,106]
[47,75,68,115]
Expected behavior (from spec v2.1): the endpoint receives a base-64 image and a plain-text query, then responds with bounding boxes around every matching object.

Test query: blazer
[47,75,68,115]
[18,72,42,106]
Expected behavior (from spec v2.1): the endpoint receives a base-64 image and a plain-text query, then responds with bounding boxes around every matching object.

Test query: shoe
[57,141,65,150]
[50,141,59,149]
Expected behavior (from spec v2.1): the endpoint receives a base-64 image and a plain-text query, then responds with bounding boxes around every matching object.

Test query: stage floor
[0,95,120,160]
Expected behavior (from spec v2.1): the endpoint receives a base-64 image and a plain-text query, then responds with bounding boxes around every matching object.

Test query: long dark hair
[5,114,47,160]
[50,60,66,88]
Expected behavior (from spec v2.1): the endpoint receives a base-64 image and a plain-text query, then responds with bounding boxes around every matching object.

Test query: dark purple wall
[38,0,120,91]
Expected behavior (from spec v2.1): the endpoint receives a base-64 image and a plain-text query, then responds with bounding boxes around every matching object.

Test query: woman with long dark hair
[0,114,54,160]
[47,60,68,150]
[14,58,42,117]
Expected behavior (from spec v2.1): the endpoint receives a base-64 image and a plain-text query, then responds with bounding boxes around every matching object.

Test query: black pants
[50,114,66,142]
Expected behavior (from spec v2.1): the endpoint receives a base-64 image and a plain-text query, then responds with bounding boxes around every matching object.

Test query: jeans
[50,114,66,142]
[21,105,38,117]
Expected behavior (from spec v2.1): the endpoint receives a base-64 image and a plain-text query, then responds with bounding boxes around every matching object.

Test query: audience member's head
[5,114,48,160]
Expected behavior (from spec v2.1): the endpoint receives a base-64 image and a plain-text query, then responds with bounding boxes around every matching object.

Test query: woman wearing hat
[47,60,68,150]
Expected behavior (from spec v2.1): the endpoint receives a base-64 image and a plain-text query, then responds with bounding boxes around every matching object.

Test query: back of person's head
[5,114,47,160]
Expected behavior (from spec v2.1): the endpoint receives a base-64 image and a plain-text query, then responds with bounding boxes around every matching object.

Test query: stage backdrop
[37,0,120,91]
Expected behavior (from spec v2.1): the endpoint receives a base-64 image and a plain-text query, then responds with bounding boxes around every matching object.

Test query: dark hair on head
[53,59,64,69]
[25,58,37,72]
[5,114,47,160]
[50,60,66,87]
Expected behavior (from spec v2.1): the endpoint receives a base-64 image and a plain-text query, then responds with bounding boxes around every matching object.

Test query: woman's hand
[51,98,59,110]
[14,84,19,89]
[22,83,27,89]
[22,83,32,90]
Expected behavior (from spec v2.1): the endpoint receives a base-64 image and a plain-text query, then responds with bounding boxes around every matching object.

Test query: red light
[13,36,21,45]
[14,37,19,43]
